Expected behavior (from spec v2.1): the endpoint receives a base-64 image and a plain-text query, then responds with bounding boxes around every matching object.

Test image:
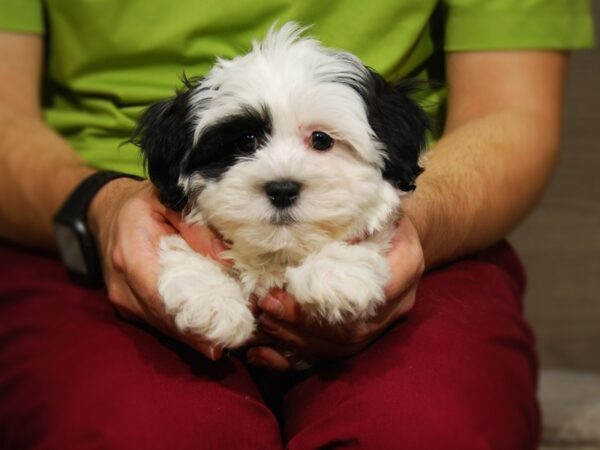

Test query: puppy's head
[134,24,429,252]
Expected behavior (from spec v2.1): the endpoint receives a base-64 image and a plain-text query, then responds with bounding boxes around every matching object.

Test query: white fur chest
[155,219,395,349]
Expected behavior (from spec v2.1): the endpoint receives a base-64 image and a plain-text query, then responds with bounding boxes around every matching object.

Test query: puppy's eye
[238,132,258,152]
[310,131,333,151]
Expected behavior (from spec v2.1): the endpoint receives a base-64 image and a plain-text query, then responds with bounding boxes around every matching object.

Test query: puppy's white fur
[154,24,412,348]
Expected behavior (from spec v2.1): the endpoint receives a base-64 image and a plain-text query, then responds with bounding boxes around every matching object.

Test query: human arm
[406,51,566,268]
[249,50,568,369]
[0,32,95,249]
[0,31,226,359]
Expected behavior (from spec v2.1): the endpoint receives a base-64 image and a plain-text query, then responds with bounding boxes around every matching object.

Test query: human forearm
[404,106,561,269]
[0,32,94,250]
[402,51,567,269]
[0,104,93,249]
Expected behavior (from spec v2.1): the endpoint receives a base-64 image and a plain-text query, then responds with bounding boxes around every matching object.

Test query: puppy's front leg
[157,235,254,348]
[285,242,389,324]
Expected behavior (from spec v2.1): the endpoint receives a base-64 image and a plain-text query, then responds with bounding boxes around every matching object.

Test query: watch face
[54,223,89,276]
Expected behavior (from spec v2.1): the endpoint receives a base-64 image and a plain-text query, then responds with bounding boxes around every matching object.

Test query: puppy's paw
[170,294,255,349]
[158,235,254,348]
[285,242,389,324]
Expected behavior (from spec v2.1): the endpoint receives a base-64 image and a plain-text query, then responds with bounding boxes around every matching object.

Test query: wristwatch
[53,170,143,287]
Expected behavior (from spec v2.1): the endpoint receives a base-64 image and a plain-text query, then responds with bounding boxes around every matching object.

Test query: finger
[166,212,234,267]
[179,221,220,259]
[257,289,356,344]
[186,336,223,361]
[258,313,358,359]
[163,208,188,230]
[246,346,293,371]
[247,347,313,371]
[174,218,221,258]
[257,288,301,321]
[245,329,277,346]
[248,294,260,316]
[152,312,224,361]
[106,274,147,322]
[364,284,417,332]
[384,217,425,299]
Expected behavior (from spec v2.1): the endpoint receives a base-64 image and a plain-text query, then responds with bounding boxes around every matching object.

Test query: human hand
[246,215,424,370]
[88,177,229,360]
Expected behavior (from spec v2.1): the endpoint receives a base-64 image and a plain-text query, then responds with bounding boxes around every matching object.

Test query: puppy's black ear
[363,71,431,191]
[132,86,195,211]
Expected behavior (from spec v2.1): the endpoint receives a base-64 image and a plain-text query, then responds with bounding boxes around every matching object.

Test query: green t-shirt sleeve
[444,0,595,51]
[0,0,44,34]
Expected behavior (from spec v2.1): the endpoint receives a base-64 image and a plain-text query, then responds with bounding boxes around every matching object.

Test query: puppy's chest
[225,249,305,297]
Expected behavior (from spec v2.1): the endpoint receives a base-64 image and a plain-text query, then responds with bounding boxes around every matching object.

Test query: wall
[510,3,599,371]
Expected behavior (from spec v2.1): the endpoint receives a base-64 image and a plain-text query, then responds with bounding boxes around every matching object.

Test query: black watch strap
[53,170,143,287]
[59,171,143,216]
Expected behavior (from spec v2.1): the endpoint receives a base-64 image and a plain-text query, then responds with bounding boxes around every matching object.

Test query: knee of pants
[344,409,511,450]
[287,392,538,450]
[4,379,281,450]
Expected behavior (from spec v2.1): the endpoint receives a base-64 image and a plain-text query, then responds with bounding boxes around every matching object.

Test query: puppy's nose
[264,180,301,208]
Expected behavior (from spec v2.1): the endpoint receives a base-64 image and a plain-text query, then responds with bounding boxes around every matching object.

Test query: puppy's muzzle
[264,179,302,209]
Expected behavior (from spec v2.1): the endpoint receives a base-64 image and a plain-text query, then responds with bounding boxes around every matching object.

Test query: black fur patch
[184,106,272,180]
[359,70,431,191]
[132,83,197,211]
[133,75,270,211]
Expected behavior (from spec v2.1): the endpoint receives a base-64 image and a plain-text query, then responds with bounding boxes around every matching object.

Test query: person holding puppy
[0,1,593,449]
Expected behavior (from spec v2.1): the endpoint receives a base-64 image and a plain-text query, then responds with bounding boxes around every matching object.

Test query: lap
[0,241,281,450]
[282,241,539,450]
[0,240,539,450]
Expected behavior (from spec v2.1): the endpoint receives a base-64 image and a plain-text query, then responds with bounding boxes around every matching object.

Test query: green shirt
[0,0,594,176]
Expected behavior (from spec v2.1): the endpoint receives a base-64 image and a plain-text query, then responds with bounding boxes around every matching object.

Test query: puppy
[134,23,429,349]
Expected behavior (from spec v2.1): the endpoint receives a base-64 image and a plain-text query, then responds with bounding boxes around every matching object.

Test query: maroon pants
[0,240,539,449]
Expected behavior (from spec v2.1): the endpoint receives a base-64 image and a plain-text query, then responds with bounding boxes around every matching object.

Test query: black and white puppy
[134,24,429,349]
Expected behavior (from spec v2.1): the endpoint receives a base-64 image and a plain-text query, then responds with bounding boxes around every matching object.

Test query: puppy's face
[135,24,429,252]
